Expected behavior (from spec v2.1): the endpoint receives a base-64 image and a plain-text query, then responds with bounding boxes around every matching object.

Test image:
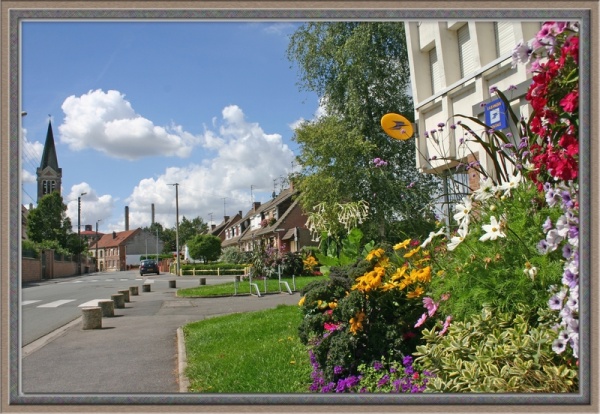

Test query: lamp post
[156,227,159,263]
[95,219,101,272]
[77,192,87,275]
[169,183,180,276]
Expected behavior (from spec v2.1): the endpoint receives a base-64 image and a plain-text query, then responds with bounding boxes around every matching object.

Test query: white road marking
[38,299,76,308]
[71,280,83,283]
[78,299,105,308]
[22,300,42,306]
[105,279,114,281]
[119,278,129,281]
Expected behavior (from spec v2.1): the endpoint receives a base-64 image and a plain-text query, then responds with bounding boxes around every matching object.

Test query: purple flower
[489,86,499,94]
[334,365,343,375]
[562,244,573,259]
[402,355,413,367]
[543,216,553,232]
[562,269,578,289]
[373,361,383,371]
[377,374,390,388]
[548,294,563,310]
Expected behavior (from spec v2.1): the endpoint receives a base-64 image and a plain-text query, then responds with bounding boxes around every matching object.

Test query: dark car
[140,259,160,275]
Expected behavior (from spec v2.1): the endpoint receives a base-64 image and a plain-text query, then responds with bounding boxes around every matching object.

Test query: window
[495,22,516,57]
[429,47,442,94]
[458,24,476,77]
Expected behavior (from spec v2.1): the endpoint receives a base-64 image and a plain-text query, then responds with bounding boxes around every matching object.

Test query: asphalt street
[20,272,301,394]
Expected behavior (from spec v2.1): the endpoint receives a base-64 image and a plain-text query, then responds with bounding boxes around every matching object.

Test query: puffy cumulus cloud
[64,182,115,231]
[59,89,200,160]
[21,129,44,183]
[124,105,295,229]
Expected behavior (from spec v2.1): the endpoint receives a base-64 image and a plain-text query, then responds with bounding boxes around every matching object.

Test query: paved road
[20,272,301,394]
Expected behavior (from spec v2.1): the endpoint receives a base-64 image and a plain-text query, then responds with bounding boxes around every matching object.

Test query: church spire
[39,120,59,171]
[36,119,62,202]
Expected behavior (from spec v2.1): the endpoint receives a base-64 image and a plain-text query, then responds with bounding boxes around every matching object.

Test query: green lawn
[177,275,327,297]
[182,304,312,393]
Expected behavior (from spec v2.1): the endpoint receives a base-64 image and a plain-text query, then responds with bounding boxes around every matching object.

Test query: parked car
[139,259,160,275]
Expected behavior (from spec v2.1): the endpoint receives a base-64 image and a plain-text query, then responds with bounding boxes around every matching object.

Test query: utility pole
[95,219,101,271]
[169,183,180,276]
[77,192,87,275]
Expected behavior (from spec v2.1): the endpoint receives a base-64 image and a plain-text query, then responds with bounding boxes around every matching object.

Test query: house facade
[91,228,163,271]
[220,185,316,254]
[404,20,542,223]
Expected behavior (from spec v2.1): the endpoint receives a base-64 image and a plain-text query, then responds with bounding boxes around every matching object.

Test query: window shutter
[458,24,476,78]
[429,48,441,94]
[495,22,516,57]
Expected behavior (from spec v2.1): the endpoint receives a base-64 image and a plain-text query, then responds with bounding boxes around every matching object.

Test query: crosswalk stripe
[78,299,105,308]
[22,300,42,306]
[38,299,76,308]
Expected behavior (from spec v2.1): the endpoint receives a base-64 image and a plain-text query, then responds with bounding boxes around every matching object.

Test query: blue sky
[21,21,321,233]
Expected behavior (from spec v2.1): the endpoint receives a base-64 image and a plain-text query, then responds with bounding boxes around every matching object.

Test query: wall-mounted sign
[381,113,414,141]
[484,99,509,130]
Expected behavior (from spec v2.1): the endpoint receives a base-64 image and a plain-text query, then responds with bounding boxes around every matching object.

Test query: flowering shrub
[296,21,580,393]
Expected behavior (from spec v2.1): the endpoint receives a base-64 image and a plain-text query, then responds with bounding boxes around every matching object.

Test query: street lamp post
[77,192,87,275]
[95,219,101,272]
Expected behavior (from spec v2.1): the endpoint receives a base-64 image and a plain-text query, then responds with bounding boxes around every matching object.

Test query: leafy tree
[287,22,440,242]
[187,234,222,263]
[179,216,209,246]
[26,192,74,250]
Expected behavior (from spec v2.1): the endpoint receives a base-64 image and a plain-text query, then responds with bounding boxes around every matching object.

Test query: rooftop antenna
[221,197,228,217]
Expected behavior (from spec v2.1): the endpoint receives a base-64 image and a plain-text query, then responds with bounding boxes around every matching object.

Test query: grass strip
[183,304,311,393]
[177,276,327,298]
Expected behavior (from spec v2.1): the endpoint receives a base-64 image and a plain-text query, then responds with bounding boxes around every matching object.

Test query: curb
[22,316,82,358]
[176,327,190,392]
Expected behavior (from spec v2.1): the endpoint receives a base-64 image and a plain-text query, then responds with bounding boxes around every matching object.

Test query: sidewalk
[21,274,301,394]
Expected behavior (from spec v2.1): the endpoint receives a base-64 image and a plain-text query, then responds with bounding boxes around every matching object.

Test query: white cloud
[124,105,295,230]
[65,182,115,232]
[21,128,43,183]
[59,89,200,160]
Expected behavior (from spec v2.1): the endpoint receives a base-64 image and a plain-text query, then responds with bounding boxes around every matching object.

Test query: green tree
[26,192,74,250]
[179,216,209,246]
[287,22,440,242]
[187,234,222,263]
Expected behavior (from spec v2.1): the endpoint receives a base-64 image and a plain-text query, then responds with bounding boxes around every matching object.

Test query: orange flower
[349,311,366,334]
[407,286,424,298]
[393,239,411,250]
[366,248,385,261]
[404,246,421,258]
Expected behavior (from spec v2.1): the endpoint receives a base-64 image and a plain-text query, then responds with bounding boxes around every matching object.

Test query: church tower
[36,120,62,202]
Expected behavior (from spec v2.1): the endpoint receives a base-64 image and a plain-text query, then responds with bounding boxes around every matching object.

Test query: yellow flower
[393,239,411,250]
[377,256,390,268]
[328,301,338,309]
[298,296,306,306]
[366,248,386,261]
[407,286,424,298]
[391,265,408,282]
[404,246,421,258]
[349,311,366,335]
[416,266,432,283]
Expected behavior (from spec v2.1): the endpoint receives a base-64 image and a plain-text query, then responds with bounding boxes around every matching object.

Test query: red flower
[560,90,579,113]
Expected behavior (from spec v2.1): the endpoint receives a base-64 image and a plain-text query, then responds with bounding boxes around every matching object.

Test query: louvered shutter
[495,22,516,57]
[429,48,441,93]
[458,24,476,78]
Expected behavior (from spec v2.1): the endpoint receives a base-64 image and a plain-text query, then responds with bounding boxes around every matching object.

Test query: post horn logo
[381,113,414,141]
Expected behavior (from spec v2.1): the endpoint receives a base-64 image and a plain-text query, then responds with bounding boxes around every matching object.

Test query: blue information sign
[484,99,508,130]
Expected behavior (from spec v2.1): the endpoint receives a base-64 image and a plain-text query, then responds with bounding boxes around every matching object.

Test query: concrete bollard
[81,307,103,329]
[199,277,206,286]
[118,289,130,302]
[111,293,125,309]
[169,280,176,288]
[142,283,151,292]
[129,286,139,296]
[98,300,115,317]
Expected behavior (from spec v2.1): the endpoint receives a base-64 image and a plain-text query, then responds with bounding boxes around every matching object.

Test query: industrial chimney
[125,206,129,231]
[152,203,155,225]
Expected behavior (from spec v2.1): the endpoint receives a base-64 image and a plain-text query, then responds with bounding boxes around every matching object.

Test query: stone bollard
[142,284,151,292]
[199,277,206,286]
[169,280,176,288]
[118,289,130,302]
[111,293,125,309]
[98,300,115,317]
[81,307,103,329]
[129,286,139,296]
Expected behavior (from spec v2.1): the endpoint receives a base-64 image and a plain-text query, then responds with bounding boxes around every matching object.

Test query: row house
[90,228,163,272]
[210,212,243,242]
[221,184,316,253]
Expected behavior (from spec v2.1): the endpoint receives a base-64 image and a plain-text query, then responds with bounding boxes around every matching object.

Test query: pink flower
[414,313,428,328]
[422,297,439,317]
[324,322,341,332]
[560,90,578,113]
[439,315,452,336]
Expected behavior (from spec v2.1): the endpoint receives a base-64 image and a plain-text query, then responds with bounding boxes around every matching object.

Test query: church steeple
[36,120,62,202]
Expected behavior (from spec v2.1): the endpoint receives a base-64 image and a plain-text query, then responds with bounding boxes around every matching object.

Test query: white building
[405,21,542,197]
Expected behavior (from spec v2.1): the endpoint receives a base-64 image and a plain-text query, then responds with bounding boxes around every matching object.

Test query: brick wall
[22,258,41,283]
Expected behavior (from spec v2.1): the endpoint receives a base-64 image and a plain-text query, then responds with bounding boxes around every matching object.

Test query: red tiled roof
[92,229,141,248]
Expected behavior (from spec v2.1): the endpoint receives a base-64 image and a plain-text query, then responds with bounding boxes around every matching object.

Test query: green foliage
[414,305,578,393]
[219,247,251,264]
[287,22,440,242]
[315,228,374,275]
[178,216,209,246]
[26,192,74,252]
[428,181,564,322]
[186,234,222,263]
